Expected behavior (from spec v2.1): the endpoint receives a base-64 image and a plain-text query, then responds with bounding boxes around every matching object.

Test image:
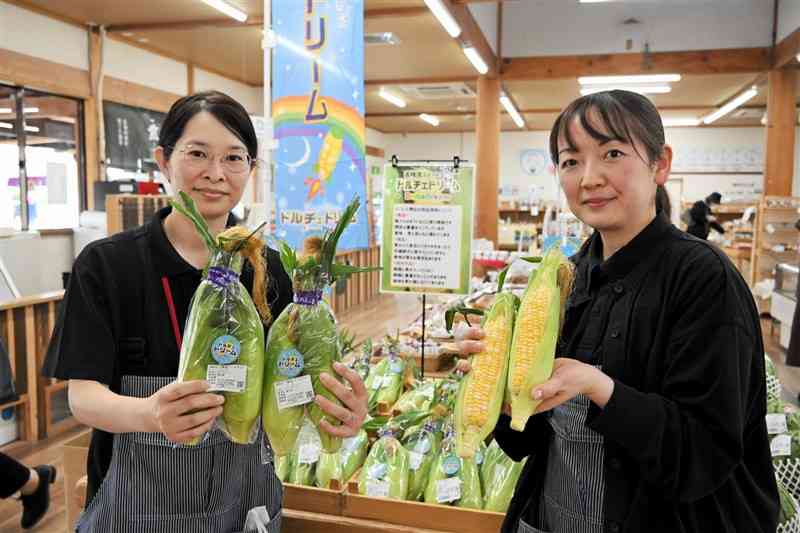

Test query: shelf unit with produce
[680,202,756,279]
[751,196,800,314]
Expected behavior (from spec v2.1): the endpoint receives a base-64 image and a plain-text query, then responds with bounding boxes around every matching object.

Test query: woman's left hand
[316,362,368,438]
[532,358,615,414]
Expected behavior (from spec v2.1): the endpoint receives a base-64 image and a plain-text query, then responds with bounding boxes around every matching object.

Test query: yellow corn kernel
[509,284,552,395]
[464,318,511,427]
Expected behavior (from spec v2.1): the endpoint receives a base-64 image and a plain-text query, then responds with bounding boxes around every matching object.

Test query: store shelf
[751,196,800,290]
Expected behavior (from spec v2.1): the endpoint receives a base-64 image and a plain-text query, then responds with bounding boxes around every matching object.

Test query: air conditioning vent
[400,83,476,100]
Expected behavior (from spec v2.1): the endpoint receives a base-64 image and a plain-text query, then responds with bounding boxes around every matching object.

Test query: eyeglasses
[174,144,255,175]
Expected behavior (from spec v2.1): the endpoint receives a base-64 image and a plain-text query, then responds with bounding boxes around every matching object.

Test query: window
[0,84,85,231]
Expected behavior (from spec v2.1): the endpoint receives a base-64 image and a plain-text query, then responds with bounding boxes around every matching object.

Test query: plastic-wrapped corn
[263,197,377,455]
[367,354,406,413]
[274,453,292,483]
[316,429,369,489]
[393,380,436,415]
[358,427,410,500]
[289,419,322,486]
[483,451,527,513]
[480,439,504,491]
[172,192,270,445]
[424,424,483,509]
[403,420,441,501]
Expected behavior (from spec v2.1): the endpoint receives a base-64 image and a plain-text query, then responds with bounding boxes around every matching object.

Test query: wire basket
[769,373,784,402]
[778,480,800,533]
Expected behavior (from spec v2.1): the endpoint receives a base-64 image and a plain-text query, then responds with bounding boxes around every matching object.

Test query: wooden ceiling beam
[365,7,429,19]
[774,26,800,69]
[502,47,771,80]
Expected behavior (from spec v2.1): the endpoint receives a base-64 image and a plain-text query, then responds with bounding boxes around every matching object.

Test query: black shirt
[686,200,725,240]
[43,207,293,505]
[494,213,779,533]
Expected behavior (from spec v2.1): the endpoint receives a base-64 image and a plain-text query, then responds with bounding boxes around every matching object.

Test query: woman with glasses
[43,91,369,532]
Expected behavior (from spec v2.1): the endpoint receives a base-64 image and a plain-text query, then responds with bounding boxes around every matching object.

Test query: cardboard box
[62,430,91,530]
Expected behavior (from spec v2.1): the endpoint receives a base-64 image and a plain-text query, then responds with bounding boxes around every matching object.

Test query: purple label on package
[294,290,323,306]
[207,267,239,288]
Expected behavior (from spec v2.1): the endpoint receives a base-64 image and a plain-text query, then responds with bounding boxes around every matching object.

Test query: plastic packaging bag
[173,192,269,445]
[424,423,483,509]
[402,420,441,501]
[358,426,410,500]
[274,453,292,483]
[366,353,406,413]
[289,419,322,486]
[262,197,378,455]
[316,429,369,489]
[483,451,526,512]
[393,380,436,415]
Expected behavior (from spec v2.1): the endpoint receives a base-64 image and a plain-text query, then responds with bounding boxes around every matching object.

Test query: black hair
[158,90,258,161]
[706,192,722,205]
[549,90,665,167]
[655,184,672,219]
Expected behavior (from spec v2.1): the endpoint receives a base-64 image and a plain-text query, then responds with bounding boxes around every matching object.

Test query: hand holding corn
[315,361,369,438]
[530,357,614,413]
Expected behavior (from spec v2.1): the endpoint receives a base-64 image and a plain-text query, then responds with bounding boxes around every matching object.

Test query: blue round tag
[442,454,460,476]
[277,349,305,378]
[211,335,241,364]
[390,360,404,374]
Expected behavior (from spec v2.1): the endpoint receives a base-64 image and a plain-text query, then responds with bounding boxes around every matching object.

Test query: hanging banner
[103,102,165,172]
[272,0,368,250]
[380,162,475,296]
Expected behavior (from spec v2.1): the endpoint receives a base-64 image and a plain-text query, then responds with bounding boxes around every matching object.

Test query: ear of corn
[289,419,322,486]
[394,380,436,415]
[274,453,293,483]
[402,421,441,501]
[423,424,483,509]
[483,450,527,513]
[453,292,515,457]
[507,247,572,431]
[358,428,410,500]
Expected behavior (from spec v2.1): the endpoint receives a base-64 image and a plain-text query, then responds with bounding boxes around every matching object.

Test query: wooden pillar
[84,28,103,210]
[765,69,797,196]
[475,76,500,244]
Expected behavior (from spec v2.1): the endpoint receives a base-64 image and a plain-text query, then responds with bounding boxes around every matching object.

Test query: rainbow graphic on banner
[272,0,368,250]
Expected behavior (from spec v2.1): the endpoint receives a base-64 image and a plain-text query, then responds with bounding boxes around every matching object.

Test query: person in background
[0,452,56,529]
[685,191,725,240]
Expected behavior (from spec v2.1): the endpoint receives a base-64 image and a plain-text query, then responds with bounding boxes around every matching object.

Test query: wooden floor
[0,293,421,533]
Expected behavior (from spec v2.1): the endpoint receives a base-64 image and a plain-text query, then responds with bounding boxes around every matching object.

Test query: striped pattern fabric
[76,375,283,533]
[526,391,605,533]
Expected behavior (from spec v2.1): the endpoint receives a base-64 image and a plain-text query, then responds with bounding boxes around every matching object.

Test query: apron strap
[161,276,183,351]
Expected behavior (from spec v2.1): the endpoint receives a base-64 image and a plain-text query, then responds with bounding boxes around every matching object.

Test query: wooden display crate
[283,482,345,516]
[343,479,505,533]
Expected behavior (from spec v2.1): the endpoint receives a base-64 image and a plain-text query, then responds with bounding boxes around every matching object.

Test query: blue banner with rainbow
[272,0,368,250]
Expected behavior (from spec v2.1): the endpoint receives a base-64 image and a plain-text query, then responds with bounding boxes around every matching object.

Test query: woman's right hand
[147,380,225,444]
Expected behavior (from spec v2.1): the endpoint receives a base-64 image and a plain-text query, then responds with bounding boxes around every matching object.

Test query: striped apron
[76,277,283,532]
[75,375,283,533]
[517,391,606,533]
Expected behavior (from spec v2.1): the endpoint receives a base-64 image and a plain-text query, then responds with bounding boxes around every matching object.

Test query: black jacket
[495,214,778,533]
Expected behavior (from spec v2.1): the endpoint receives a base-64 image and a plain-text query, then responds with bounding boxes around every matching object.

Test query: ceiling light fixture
[423,0,461,38]
[500,93,525,128]
[379,88,407,108]
[463,46,488,75]
[200,0,248,23]
[580,85,671,96]
[24,125,39,133]
[579,0,616,3]
[579,74,681,85]
[0,108,10,114]
[702,87,758,125]
[420,113,440,127]
[0,122,12,129]
[23,107,39,113]
[661,118,701,127]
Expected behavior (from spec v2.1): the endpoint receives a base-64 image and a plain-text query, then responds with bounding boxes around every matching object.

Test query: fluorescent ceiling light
[463,46,488,75]
[423,0,461,38]
[797,53,800,62]
[419,113,440,127]
[580,85,671,96]
[24,125,39,133]
[662,118,701,127]
[500,93,525,128]
[579,74,681,85]
[23,107,39,113]
[200,0,248,22]
[702,87,758,125]
[379,88,407,108]
[580,0,615,2]
[0,108,10,114]
[0,122,11,129]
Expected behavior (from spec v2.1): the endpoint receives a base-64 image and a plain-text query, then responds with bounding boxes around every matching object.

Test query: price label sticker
[366,480,390,498]
[772,434,792,457]
[436,477,461,504]
[206,365,246,393]
[767,414,789,435]
[275,375,315,410]
[298,444,320,465]
[409,451,424,471]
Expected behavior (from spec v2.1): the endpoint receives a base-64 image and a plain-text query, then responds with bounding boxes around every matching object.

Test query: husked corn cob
[454,292,515,457]
[507,247,572,431]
